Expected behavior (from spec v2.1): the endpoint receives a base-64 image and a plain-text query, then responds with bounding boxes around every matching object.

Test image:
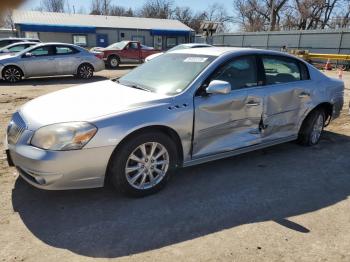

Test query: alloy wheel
[125,142,170,190]
[3,67,22,83]
[79,65,93,79]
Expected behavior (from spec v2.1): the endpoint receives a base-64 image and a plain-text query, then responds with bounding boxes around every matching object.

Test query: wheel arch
[105,125,184,184]
[299,102,333,132]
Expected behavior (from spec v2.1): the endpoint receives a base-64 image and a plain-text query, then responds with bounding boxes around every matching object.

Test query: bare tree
[90,0,111,15]
[173,6,193,25]
[138,0,174,19]
[109,6,134,17]
[38,0,66,12]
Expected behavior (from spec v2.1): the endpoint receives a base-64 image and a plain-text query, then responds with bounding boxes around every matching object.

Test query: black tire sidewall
[108,132,178,197]
[298,109,325,146]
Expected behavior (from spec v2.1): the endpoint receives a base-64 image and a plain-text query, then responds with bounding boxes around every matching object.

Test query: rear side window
[208,56,258,90]
[55,46,78,55]
[262,56,301,85]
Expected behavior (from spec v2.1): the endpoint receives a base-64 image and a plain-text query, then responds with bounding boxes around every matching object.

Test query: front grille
[7,112,27,145]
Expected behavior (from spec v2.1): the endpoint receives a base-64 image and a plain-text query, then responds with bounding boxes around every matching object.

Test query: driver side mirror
[24,52,33,58]
[205,80,231,95]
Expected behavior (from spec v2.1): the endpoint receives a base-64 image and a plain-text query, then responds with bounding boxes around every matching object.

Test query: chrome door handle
[246,101,260,106]
[298,92,310,98]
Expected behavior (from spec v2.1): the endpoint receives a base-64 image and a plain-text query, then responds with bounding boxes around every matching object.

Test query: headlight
[31,122,97,151]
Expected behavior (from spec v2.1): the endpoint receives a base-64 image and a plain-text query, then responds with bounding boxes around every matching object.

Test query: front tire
[108,132,178,197]
[2,66,23,83]
[298,109,325,146]
[77,64,94,79]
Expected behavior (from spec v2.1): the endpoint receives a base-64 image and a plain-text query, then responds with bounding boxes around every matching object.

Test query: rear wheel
[108,132,178,197]
[77,64,94,79]
[2,66,23,83]
[298,109,325,146]
[108,56,120,69]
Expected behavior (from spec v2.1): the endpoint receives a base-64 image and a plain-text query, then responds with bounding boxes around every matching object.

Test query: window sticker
[184,57,208,63]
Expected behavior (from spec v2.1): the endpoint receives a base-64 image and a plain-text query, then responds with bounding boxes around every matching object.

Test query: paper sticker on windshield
[184,57,208,63]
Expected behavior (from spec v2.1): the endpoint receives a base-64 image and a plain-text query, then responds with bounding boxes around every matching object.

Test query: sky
[21,0,234,14]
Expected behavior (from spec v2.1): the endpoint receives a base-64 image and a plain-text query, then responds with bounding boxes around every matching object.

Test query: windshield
[107,41,128,49]
[119,53,216,95]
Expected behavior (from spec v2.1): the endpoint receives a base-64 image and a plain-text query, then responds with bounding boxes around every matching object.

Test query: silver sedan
[0,43,105,83]
[6,47,344,197]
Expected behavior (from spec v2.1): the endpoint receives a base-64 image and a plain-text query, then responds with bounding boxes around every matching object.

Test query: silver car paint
[0,43,104,79]
[6,47,344,190]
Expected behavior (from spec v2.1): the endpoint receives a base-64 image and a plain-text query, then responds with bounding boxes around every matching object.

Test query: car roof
[180,43,212,47]
[5,41,39,46]
[0,37,39,41]
[171,46,300,59]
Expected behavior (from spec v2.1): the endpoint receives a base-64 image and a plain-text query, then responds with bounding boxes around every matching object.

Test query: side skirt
[183,135,298,167]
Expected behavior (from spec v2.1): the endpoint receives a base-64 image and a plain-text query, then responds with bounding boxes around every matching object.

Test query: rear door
[193,55,265,158]
[259,55,312,141]
[21,45,57,76]
[54,45,81,75]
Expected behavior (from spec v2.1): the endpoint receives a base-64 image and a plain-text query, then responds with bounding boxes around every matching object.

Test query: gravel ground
[0,68,349,262]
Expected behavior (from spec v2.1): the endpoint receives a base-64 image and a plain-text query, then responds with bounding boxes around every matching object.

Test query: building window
[73,35,88,47]
[178,36,186,44]
[24,32,39,39]
[166,37,176,48]
[132,36,145,44]
[120,32,125,38]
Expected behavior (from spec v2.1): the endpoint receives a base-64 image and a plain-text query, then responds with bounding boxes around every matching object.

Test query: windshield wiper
[119,81,152,92]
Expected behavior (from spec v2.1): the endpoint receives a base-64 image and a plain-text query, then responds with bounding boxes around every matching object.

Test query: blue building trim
[151,29,191,36]
[18,23,96,33]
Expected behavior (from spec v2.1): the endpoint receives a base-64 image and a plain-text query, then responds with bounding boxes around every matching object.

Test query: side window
[262,56,301,85]
[30,46,53,56]
[8,45,27,52]
[209,56,258,90]
[55,46,78,55]
[128,43,138,49]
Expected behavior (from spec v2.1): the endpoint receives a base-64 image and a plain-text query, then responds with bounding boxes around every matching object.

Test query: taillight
[93,52,104,60]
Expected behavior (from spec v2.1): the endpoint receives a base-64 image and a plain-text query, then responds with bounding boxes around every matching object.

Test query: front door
[20,45,57,77]
[259,55,312,141]
[193,55,264,158]
[97,34,108,48]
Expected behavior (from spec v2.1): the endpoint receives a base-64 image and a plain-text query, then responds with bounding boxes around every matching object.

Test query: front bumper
[6,129,115,190]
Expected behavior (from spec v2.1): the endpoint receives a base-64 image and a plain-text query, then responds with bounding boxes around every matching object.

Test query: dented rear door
[259,55,312,141]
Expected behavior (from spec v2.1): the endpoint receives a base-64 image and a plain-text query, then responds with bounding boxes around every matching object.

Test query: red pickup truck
[95,41,160,69]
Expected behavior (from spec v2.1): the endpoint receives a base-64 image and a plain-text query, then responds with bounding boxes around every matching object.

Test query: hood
[20,80,168,130]
[0,53,16,61]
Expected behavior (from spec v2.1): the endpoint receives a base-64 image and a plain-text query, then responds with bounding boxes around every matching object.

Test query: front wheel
[108,56,120,69]
[298,109,325,146]
[2,66,23,83]
[77,64,94,79]
[108,132,178,197]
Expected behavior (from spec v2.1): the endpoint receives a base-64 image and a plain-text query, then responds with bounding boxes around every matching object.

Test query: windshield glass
[119,53,216,95]
[107,41,128,49]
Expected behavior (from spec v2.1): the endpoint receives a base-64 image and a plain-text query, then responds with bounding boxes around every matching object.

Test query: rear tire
[298,109,325,146]
[108,132,178,197]
[108,56,120,69]
[77,64,94,79]
[2,66,23,83]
